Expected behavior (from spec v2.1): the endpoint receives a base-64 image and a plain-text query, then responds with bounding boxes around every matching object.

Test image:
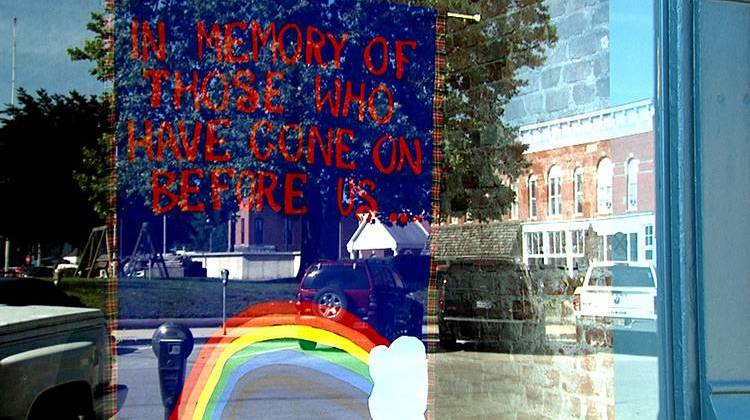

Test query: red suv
[295,260,423,346]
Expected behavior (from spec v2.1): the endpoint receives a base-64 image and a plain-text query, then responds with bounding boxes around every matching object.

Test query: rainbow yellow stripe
[174,306,386,420]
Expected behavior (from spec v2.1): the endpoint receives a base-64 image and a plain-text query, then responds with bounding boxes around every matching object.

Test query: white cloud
[368,336,427,420]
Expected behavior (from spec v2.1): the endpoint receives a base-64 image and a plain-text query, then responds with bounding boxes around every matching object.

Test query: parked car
[295,260,424,348]
[54,259,80,279]
[21,265,55,279]
[437,262,544,351]
[0,277,84,307]
[573,262,657,332]
[3,267,23,278]
[0,277,114,419]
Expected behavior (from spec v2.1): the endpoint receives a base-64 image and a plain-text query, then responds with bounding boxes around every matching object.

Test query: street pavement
[115,326,658,419]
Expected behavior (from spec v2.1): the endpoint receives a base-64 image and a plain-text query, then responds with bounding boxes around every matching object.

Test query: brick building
[230,208,301,253]
[512,99,656,275]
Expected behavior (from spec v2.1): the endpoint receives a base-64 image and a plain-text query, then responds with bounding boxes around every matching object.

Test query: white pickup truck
[0,304,113,419]
[573,262,657,332]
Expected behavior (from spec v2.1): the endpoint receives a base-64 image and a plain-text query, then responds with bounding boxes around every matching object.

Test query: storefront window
[435,0,660,418]
[4,0,664,418]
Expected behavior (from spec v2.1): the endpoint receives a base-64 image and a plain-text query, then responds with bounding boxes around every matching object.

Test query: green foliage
[73,133,113,219]
[68,6,114,220]
[55,276,298,317]
[68,10,114,83]
[70,0,556,225]
[397,0,557,220]
[0,89,109,247]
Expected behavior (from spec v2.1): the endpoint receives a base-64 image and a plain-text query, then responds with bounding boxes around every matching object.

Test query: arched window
[548,165,562,216]
[528,175,538,218]
[597,158,613,214]
[627,158,640,211]
[574,167,584,214]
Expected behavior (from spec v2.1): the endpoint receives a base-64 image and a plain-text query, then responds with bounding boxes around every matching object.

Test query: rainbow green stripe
[204,339,372,419]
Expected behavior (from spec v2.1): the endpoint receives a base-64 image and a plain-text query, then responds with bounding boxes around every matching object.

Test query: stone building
[503,0,610,126]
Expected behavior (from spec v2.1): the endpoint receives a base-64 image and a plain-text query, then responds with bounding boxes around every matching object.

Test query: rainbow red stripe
[172,302,387,420]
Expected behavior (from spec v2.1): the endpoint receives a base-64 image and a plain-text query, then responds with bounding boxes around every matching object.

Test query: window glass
[548,165,562,216]
[645,224,655,261]
[284,219,293,248]
[589,266,655,288]
[630,232,639,261]
[253,218,263,245]
[370,266,395,289]
[627,158,640,211]
[528,176,537,218]
[391,272,406,289]
[574,167,584,214]
[597,158,614,214]
[91,0,664,418]
[302,265,369,290]
[502,1,660,418]
[572,230,585,255]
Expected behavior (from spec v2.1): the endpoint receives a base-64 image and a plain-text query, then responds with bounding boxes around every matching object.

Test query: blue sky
[610,0,655,106]
[0,0,655,107]
[0,0,106,105]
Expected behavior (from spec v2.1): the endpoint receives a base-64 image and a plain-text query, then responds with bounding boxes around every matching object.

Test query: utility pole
[4,17,17,273]
[11,17,16,105]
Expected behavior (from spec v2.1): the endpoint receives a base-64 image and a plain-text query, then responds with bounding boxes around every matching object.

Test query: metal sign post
[220,269,229,336]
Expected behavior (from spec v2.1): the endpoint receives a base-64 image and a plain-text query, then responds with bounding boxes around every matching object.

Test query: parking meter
[152,323,194,419]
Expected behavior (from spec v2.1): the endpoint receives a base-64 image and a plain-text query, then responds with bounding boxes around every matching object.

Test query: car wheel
[313,287,348,321]
[438,320,457,350]
[298,340,317,351]
[28,385,95,420]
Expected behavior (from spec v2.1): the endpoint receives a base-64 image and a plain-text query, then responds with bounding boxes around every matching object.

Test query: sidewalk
[114,317,437,347]
[114,317,228,346]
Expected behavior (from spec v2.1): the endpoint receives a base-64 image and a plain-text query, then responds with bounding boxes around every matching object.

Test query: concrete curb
[117,315,432,330]
[116,336,212,347]
[117,318,222,329]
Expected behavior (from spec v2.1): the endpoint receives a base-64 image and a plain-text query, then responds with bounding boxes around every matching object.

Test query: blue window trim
[656,0,703,418]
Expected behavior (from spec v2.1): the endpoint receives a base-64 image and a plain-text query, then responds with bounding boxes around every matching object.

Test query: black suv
[437,262,545,351]
[296,260,423,346]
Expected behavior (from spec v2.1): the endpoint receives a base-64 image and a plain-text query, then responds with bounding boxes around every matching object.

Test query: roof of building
[347,219,429,252]
[431,222,522,262]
